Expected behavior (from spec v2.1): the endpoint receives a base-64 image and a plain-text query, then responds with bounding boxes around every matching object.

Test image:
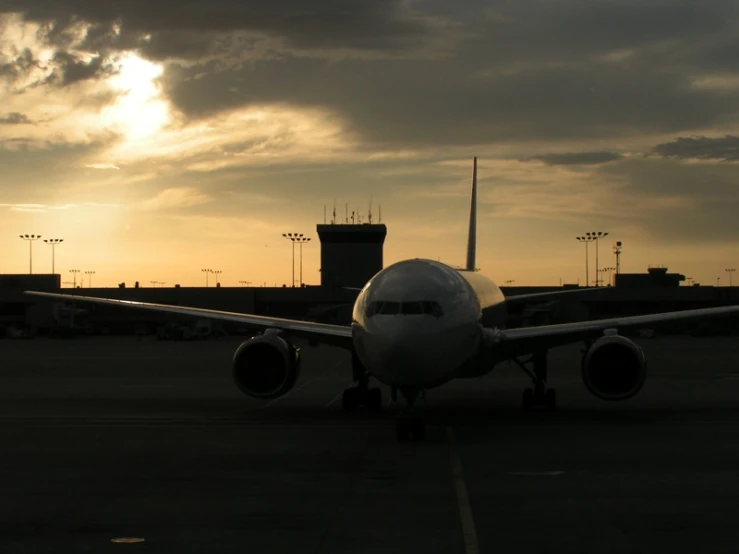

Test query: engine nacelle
[581,335,647,401]
[232,333,301,399]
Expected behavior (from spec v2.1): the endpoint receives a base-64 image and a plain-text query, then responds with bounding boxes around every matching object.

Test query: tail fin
[465,157,477,271]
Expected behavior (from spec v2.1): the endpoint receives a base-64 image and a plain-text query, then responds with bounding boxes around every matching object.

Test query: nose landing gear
[393,386,426,442]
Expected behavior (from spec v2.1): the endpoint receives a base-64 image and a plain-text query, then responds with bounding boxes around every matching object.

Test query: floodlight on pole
[213,270,222,286]
[69,269,80,288]
[587,231,609,287]
[201,268,213,287]
[727,268,736,287]
[84,270,95,288]
[19,234,42,274]
[239,280,252,287]
[576,235,596,287]
[282,233,304,287]
[613,241,622,275]
[43,238,64,274]
[294,236,311,286]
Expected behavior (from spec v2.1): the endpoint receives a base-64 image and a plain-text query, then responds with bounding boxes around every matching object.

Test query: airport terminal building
[1,222,738,337]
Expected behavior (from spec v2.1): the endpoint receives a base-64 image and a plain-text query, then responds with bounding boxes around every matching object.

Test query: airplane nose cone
[358,318,460,386]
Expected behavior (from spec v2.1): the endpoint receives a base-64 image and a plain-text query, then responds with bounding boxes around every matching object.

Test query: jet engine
[232,333,301,399]
[581,335,647,401]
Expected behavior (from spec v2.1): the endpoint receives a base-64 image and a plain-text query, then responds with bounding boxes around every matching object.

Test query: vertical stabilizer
[465,157,477,271]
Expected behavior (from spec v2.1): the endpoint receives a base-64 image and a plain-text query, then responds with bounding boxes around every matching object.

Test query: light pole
[19,234,42,274]
[201,268,213,287]
[587,231,609,287]
[69,269,80,288]
[613,241,622,275]
[213,270,222,286]
[282,233,304,287]
[576,235,596,287]
[504,280,515,286]
[601,266,616,286]
[727,268,736,287]
[239,281,252,287]
[43,238,64,274]
[294,236,311,286]
[85,270,95,287]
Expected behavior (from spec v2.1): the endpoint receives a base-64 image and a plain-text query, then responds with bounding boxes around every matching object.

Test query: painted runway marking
[507,471,566,476]
[118,385,174,388]
[446,426,480,554]
[324,389,346,409]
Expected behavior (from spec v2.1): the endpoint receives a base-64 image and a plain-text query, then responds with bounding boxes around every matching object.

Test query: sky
[1,1,739,288]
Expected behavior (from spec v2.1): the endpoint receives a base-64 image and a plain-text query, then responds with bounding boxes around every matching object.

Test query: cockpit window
[367,301,443,317]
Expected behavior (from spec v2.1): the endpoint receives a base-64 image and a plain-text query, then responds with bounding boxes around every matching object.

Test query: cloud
[651,135,739,161]
[0,112,32,124]
[0,201,117,212]
[84,163,119,169]
[2,1,458,62]
[526,151,624,165]
[138,187,212,211]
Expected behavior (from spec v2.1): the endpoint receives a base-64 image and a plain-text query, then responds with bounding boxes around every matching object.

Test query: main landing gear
[393,386,425,442]
[513,350,557,410]
[341,351,383,411]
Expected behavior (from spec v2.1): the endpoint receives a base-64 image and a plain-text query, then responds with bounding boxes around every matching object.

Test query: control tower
[317,223,387,288]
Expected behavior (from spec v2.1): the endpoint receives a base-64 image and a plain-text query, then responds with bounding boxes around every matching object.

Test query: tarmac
[1,334,739,553]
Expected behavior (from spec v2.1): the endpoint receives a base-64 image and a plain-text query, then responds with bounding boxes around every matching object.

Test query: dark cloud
[163,56,739,148]
[527,152,623,165]
[0,112,32,124]
[0,47,39,85]
[595,157,739,243]
[652,135,739,161]
[43,52,116,86]
[2,0,448,57]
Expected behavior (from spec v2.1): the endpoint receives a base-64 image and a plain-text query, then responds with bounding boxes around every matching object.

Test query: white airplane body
[26,157,739,441]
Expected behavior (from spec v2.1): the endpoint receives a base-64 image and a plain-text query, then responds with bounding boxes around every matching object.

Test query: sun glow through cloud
[100,54,170,143]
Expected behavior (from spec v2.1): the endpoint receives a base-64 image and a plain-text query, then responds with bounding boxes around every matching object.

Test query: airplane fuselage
[351,259,506,389]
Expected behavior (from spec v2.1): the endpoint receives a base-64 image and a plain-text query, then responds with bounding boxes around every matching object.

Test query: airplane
[26,157,739,442]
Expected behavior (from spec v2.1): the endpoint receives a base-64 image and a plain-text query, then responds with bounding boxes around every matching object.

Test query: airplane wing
[504,287,606,303]
[24,291,353,349]
[493,304,739,356]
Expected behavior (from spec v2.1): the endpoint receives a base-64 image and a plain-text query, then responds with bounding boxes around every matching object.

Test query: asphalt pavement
[1,334,738,553]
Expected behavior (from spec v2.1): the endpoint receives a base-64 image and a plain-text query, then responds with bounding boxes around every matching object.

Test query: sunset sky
[1,1,739,288]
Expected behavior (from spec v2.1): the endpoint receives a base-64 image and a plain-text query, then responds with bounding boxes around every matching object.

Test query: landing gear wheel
[545,388,557,410]
[365,388,382,411]
[342,388,359,411]
[522,388,535,410]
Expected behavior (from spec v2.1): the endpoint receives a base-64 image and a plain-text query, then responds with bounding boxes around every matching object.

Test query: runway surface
[1,335,739,553]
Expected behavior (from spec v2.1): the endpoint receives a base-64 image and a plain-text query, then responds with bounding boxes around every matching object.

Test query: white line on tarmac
[257,358,346,411]
[324,389,346,409]
[507,471,566,476]
[446,426,480,554]
[117,385,174,388]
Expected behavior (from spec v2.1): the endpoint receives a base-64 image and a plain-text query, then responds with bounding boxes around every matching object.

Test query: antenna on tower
[368,195,373,224]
